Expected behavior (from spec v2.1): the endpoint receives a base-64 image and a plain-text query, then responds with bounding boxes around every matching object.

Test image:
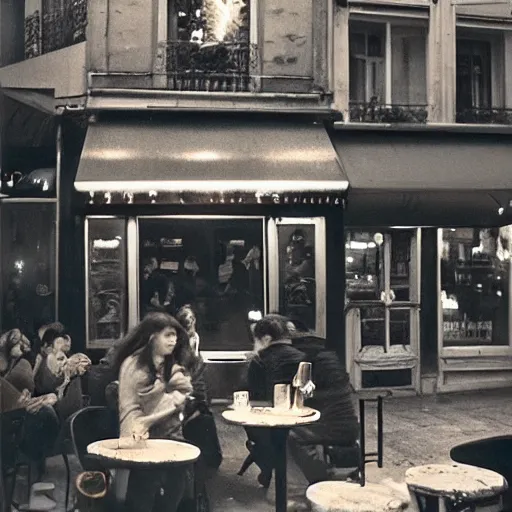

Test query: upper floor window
[164,0,255,92]
[24,0,87,60]
[456,40,491,112]
[456,33,506,124]
[349,20,427,123]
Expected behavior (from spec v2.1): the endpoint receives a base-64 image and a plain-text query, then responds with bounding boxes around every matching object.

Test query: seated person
[0,328,61,481]
[33,322,72,385]
[244,314,359,486]
[111,312,209,512]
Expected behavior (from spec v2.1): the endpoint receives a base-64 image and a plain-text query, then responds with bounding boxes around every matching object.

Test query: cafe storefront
[332,128,512,395]
[72,112,347,399]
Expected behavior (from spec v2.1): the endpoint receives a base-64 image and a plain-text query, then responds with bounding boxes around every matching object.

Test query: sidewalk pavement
[19,387,512,511]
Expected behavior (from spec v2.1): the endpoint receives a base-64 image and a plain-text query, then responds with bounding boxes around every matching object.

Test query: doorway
[345,228,421,392]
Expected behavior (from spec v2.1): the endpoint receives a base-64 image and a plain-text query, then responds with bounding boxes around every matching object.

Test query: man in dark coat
[244,315,360,485]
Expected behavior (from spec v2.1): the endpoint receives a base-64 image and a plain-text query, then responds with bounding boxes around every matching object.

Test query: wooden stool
[405,463,508,512]
[306,481,409,512]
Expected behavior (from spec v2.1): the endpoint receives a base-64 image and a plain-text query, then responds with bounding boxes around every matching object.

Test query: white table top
[406,463,507,499]
[87,438,201,465]
[306,481,409,512]
[222,407,320,428]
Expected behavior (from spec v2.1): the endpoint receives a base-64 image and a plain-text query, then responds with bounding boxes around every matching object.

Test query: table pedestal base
[270,429,290,512]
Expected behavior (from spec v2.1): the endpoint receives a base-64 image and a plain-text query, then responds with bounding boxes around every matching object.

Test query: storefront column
[427,0,456,123]
[325,209,345,365]
[59,116,87,347]
[420,228,439,377]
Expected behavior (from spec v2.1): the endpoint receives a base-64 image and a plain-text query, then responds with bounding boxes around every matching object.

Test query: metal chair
[63,406,119,510]
[1,408,27,512]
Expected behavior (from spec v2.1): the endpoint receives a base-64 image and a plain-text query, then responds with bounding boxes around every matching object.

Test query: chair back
[1,408,26,476]
[69,406,119,470]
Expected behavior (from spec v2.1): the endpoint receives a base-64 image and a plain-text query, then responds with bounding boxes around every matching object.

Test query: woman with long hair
[176,304,200,356]
[113,311,207,512]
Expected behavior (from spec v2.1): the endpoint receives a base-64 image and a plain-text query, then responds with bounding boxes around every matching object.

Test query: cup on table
[233,391,250,410]
[273,384,291,410]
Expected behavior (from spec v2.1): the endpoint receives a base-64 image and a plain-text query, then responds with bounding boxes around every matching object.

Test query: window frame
[135,215,267,361]
[348,17,428,109]
[456,29,505,110]
[84,215,129,350]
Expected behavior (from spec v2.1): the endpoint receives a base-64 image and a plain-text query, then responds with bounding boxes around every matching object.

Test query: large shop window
[1,203,57,336]
[86,218,128,348]
[441,227,511,347]
[138,218,264,351]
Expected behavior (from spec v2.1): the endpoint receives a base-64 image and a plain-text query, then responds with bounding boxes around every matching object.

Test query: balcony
[85,0,332,112]
[456,108,512,125]
[24,0,87,61]
[156,40,259,93]
[349,102,428,124]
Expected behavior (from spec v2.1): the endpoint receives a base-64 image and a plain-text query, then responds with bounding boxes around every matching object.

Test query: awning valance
[331,130,512,227]
[75,118,348,206]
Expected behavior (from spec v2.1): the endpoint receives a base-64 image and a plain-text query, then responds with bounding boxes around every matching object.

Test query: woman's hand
[25,393,57,414]
[169,367,193,395]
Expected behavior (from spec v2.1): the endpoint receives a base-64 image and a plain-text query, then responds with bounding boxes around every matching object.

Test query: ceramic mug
[274,384,291,410]
[233,391,250,410]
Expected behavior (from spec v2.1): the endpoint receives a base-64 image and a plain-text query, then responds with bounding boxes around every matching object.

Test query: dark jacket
[246,340,359,445]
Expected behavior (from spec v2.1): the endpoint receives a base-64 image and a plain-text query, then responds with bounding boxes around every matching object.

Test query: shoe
[258,471,272,488]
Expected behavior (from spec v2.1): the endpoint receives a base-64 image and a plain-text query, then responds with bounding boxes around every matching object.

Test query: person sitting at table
[33,322,72,384]
[176,304,200,356]
[0,328,61,486]
[244,314,360,486]
[112,311,208,512]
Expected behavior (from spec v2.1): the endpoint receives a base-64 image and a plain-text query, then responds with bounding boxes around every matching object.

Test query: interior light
[248,310,262,322]
[93,239,120,249]
[346,256,354,263]
[498,207,505,216]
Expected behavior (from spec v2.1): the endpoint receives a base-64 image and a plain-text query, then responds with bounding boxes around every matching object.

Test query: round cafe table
[222,407,320,512]
[86,438,201,508]
[87,438,201,469]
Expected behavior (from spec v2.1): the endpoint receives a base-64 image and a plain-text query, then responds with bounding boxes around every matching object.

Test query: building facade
[1,0,512,398]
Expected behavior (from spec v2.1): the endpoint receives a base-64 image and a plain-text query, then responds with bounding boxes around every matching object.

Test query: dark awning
[75,117,348,205]
[331,130,512,227]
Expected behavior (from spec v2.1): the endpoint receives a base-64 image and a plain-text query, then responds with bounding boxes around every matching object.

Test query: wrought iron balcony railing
[456,108,512,125]
[24,0,87,60]
[349,102,428,124]
[156,40,259,93]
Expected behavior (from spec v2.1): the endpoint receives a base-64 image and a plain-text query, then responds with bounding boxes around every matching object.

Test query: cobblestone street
[20,387,512,511]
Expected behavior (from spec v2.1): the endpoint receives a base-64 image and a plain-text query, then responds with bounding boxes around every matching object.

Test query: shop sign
[86,191,345,207]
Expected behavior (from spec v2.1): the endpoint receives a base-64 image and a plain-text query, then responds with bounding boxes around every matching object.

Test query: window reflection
[441,227,510,346]
[86,218,127,346]
[277,225,316,332]
[138,219,264,351]
[346,231,382,301]
[1,203,56,336]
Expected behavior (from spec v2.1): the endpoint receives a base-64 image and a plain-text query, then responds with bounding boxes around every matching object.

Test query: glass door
[345,229,420,391]
[268,218,326,337]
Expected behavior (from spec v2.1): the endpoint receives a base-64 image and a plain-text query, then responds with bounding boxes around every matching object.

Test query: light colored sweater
[118,353,189,439]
